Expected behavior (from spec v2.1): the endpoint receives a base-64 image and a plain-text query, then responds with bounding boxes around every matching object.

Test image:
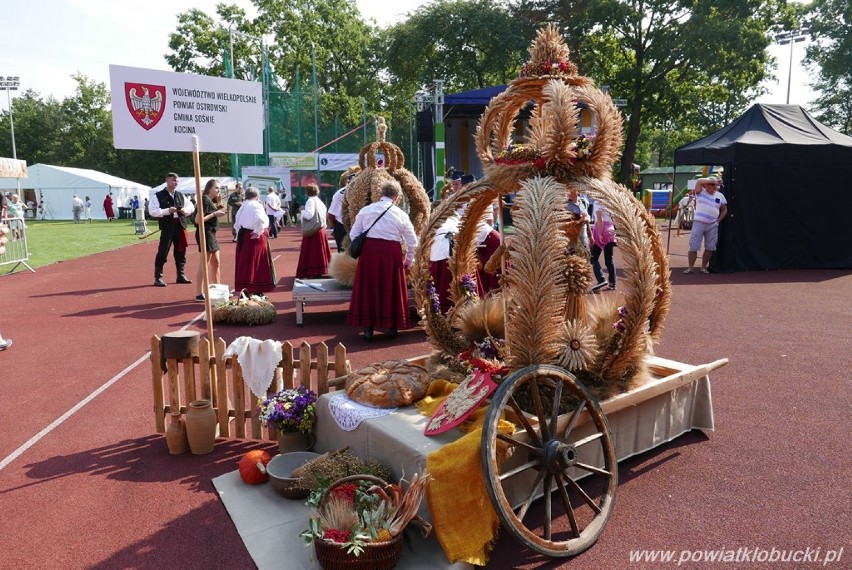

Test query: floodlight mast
[775,28,809,105]
[1,75,21,192]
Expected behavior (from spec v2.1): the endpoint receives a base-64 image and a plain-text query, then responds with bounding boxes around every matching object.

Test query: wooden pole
[192,136,216,353]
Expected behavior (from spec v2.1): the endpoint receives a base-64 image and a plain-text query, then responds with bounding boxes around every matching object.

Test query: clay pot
[165,412,188,455]
[185,400,217,454]
[277,431,316,454]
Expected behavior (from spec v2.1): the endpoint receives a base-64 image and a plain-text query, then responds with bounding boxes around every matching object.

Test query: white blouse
[234,199,269,236]
[303,195,328,227]
[351,197,418,263]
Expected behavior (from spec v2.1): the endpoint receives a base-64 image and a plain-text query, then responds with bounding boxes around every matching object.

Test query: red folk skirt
[429,258,454,313]
[476,230,501,296]
[347,238,409,329]
[234,228,276,294]
[296,227,332,278]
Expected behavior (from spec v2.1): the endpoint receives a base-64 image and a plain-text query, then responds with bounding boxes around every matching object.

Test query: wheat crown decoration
[412,24,672,401]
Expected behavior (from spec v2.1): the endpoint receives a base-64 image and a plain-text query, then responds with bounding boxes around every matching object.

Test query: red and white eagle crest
[125,83,166,131]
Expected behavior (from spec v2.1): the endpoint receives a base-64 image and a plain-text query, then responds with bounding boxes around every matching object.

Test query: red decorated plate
[424,370,497,436]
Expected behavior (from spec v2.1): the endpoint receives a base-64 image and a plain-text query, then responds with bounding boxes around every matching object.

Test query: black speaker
[416,110,434,142]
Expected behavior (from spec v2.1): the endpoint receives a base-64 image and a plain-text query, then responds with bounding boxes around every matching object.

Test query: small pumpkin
[239,449,273,484]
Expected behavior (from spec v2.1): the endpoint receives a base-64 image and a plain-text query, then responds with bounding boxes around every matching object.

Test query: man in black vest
[149,172,195,287]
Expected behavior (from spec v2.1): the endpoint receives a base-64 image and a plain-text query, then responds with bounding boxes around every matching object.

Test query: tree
[381,0,532,95]
[61,74,116,170]
[0,91,65,165]
[513,0,790,179]
[804,0,852,134]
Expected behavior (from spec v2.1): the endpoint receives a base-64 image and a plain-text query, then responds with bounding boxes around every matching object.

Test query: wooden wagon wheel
[481,364,617,557]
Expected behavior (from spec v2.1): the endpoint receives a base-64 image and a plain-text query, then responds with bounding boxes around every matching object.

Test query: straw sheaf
[504,176,571,368]
[328,253,358,287]
[476,80,551,167]
[574,177,660,381]
[539,80,581,165]
[455,294,506,343]
[341,167,394,230]
[390,168,431,237]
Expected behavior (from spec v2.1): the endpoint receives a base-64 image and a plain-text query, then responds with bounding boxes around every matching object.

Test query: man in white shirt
[149,172,196,286]
[71,195,84,224]
[684,177,727,274]
[264,187,282,238]
[327,170,358,252]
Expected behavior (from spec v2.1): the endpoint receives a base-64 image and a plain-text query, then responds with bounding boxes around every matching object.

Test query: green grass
[12,219,146,269]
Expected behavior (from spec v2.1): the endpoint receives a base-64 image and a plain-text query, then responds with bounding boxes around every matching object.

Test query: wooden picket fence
[150,335,351,441]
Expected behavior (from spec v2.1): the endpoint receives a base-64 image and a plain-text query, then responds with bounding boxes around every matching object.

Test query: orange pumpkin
[239,450,272,484]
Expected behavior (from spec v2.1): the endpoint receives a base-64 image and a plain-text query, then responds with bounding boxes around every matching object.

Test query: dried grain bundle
[526,25,573,76]
[425,312,469,354]
[423,352,468,383]
[569,85,624,180]
[574,177,659,382]
[329,254,358,287]
[541,80,581,166]
[392,168,431,237]
[296,450,391,492]
[586,293,622,346]
[341,168,394,230]
[455,294,505,343]
[212,297,277,326]
[555,319,599,372]
[477,81,551,170]
[504,176,571,367]
[562,254,594,296]
[315,495,360,532]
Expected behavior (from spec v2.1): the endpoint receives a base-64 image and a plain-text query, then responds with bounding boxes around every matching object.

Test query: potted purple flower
[258,385,319,453]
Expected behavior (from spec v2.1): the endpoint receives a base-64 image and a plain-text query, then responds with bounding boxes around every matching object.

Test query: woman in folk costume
[475,208,501,296]
[295,183,332,278]
[194,179,227,302]
[103,193,115,221]
[233,187,277,294]
[347,180,418,341]
[429,208,461,313]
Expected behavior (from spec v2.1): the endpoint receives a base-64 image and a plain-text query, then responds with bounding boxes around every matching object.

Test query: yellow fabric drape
[419,379,515,566]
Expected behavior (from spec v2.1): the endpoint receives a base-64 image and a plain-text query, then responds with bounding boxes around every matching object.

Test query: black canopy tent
[674,104,852,272]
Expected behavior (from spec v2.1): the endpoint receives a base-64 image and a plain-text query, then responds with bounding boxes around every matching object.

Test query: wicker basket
[313,475,402,570]
[314,532,402,570]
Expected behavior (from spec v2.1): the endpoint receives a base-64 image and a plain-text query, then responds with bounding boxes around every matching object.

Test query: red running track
[0,223,849,569]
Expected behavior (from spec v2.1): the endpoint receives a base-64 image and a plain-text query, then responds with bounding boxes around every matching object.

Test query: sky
[0,0,427,101]
[1,0,817,108]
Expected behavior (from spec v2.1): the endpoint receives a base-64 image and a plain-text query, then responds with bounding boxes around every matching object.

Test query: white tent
[0,164,151,220]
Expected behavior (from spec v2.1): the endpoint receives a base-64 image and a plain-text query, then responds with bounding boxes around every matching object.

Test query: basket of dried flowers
[301,472,432,570]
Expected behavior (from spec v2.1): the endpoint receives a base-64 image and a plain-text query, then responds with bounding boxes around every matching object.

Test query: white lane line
[0,309,219,472]
[0,353,150,472]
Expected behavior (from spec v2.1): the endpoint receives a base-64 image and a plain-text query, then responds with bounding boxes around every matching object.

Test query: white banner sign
[269,152,318,170]
[318,153,360,172]
[109,65,263,153]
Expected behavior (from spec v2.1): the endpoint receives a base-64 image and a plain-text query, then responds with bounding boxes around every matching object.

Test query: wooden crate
[151,336,351,440]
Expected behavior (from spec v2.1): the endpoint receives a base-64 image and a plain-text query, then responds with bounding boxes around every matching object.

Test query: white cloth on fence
[223,336,283,398]
[326,392,396,431]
